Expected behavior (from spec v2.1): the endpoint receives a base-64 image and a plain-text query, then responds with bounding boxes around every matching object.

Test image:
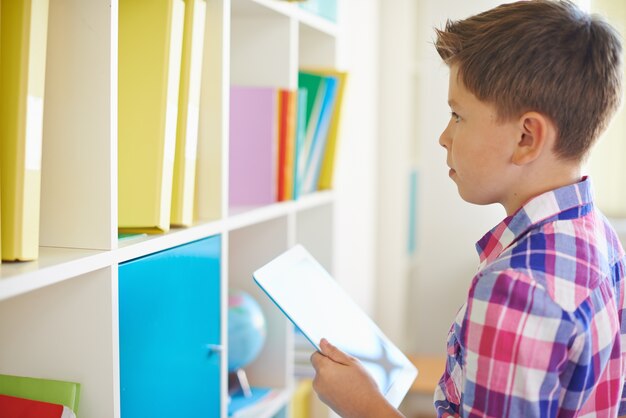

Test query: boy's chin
[457,188,498,207]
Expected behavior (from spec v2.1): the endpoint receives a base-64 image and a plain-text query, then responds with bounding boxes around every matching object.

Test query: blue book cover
[297,73,328,197]
[228,387,272,417]
[302,75,338,193]
[293,88,308,200]
[299,0,337,23]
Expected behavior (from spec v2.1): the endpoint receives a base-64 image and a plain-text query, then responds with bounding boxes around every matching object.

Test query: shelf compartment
[0,247,112,302]
[295,6,338,38]
[0,268,118,418]
[228,217,293,391]
[0,191,333,303]
[231,0,293,18]
[196,0,229,222]
[294,201,334,271]
[231,0,338,37]
[116,219,224,263]
[231,0,295,88]
[299,21,338,69]
[228,190,334,231]
[40,0,117,251]
[230,387,293,418]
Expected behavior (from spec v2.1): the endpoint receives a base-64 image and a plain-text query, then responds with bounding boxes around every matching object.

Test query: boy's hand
[310,338,404,418]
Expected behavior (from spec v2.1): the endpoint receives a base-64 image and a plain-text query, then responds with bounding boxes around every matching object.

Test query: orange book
[277,90,297,201]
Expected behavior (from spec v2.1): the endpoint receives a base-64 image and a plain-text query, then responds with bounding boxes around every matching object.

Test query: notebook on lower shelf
[0,394,76,418]
[0,374,81,414]
[228,387,276,417]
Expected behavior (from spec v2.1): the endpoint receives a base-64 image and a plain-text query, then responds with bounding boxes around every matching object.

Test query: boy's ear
[512,112,555,166]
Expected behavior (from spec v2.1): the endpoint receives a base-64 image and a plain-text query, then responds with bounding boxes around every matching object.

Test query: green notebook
[0,374,81,414]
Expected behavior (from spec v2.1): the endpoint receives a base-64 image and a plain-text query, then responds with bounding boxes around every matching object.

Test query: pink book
[0,394,76,418]
[229,86,278,207]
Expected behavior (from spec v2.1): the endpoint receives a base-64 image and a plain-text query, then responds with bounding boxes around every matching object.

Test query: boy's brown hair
[435,0,623,161]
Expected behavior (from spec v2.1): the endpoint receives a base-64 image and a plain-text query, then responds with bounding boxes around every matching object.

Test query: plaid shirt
[434,177,626,417]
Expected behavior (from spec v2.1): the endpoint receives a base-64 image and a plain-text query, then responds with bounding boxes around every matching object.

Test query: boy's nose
[439,126,451,149]
[439,134,447,149]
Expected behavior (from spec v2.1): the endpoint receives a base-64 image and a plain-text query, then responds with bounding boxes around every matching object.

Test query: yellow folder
[0,0,49,261]
[170,0,206,227]
[289,379,312,418]
[119,0,186,233]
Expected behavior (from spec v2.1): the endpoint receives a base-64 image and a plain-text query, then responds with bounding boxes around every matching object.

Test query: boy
[310,1,626,417]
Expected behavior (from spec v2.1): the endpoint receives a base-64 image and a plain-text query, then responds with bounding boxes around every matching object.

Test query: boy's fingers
[319,338,352,365]
[310,350,324,370]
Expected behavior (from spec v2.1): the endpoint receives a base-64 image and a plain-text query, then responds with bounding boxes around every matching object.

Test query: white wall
[333,0,380,316]
[333,0,514,356]
[409,0,509,354]
[327,4,381,418]
[374,0,508,355]
[374,0,417,350]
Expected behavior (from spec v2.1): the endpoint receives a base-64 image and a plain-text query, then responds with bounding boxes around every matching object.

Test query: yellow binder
[289,379,312,418]
[119,0,185,233]
[170,0,206,227]
[0,0,49,260]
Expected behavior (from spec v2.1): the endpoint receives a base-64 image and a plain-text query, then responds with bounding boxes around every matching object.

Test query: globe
[228,290,267,372]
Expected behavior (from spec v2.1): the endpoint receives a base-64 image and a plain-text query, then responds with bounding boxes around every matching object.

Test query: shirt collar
[476,177,594,269]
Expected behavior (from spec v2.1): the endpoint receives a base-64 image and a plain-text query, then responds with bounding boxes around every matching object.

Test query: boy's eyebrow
[448,99,460,108]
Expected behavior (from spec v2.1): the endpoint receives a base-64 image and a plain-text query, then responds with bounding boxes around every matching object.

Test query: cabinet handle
[207,344,224,356]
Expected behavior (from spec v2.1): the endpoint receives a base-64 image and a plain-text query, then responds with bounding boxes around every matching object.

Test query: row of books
[0,0,209,260]
[1,0,346,263]
[119,0,207,234]
[0,374,81,418]
[119,1,347,232]
[230,70,347,207]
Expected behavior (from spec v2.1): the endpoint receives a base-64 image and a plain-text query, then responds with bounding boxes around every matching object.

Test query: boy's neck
[502,164,583,216]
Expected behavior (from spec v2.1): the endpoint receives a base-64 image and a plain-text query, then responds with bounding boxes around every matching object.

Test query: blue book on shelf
[302,75,338,194]
[228,387,272,417]
[299,0,337,22]
[298,72,328,197]
[293,88,308,200]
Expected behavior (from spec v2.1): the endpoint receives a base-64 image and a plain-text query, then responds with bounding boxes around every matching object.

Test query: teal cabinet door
[119,236,221,417]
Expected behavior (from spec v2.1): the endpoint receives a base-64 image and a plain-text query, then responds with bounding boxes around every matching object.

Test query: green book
[298,71,326,134]
[297,72,328,193]
[0,374,81,414]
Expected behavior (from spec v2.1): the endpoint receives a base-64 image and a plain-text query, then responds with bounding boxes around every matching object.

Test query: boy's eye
[450,111,461,123]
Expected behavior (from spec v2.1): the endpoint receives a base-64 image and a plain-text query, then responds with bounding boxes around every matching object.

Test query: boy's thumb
[320,338,351,365]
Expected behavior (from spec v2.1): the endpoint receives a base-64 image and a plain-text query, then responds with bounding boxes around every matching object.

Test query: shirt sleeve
[434,317,464,417]
[459,269,576,417]
[434,351,462,417]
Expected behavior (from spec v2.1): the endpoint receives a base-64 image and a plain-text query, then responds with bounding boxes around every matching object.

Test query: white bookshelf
[0,1,340,417]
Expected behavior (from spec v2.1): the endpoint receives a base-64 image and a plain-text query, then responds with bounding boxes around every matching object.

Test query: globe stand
[228,368,252,398]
